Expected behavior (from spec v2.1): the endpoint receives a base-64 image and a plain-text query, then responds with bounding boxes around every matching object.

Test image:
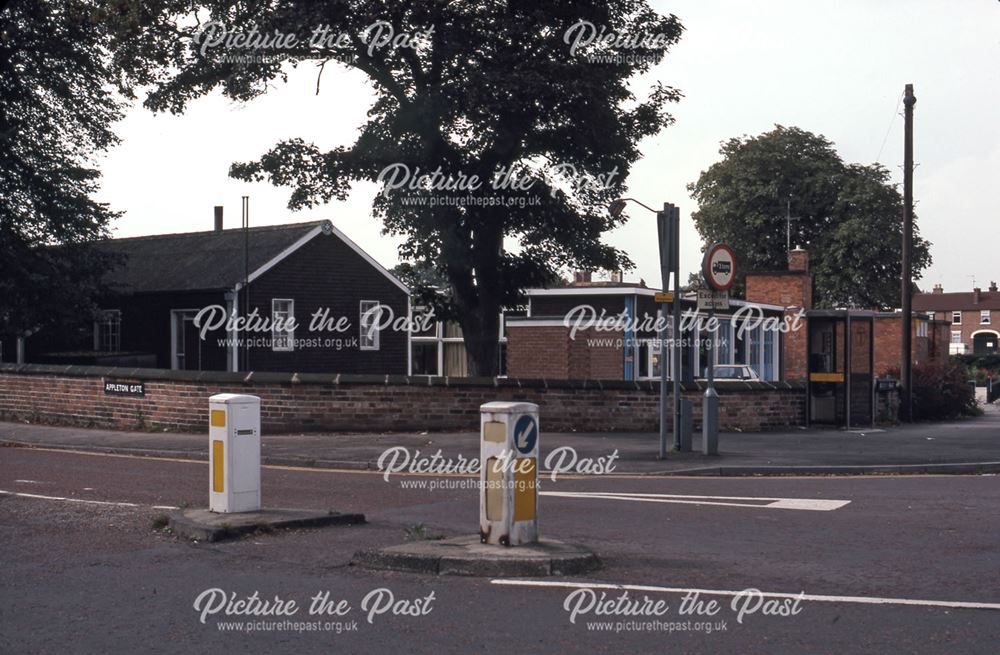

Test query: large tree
[0,0,131,342]
[131,1,684,375]
[688,125,931,309]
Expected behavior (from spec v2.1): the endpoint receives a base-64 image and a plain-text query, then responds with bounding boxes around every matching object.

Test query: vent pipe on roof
[214,206,224,232]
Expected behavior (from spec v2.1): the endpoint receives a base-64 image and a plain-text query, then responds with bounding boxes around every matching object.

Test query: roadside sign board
[702,243,737,291]
[654,292,674,303]
[697,289,730,310]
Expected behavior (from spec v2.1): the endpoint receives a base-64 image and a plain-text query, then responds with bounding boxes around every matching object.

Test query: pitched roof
[95,221,328,294]
[913,291,1000,312]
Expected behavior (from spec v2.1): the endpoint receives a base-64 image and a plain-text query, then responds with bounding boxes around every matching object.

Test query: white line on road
[490,579,1000,612]
[0,490,178,510]
[539,491,850,511]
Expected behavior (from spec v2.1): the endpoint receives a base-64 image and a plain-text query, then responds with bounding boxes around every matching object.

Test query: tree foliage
[127,0,684,375]
[0,0,128,340]
[688,126,931,309]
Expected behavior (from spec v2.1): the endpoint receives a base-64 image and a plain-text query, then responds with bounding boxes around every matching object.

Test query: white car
[702,364,760,381]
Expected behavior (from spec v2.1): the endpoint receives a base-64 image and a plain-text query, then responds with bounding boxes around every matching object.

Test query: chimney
[609,270,623,283]
[973,287,981,304]
[573,270,591,285]
[990,281,998,293]
[932,284,943,294]
[214,206,224,232]
[788,246,809,273]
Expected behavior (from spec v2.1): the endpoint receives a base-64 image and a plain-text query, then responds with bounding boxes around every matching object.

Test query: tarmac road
[1,447,998,654]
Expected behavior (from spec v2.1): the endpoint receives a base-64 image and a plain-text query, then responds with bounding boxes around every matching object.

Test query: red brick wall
[0,364,805,433]
[507,325,623,380]
[745,273,813,310]
[873,317,950,376]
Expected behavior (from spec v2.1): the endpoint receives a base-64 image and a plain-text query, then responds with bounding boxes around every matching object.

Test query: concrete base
[169,508,366,542]
[352,535,601,577]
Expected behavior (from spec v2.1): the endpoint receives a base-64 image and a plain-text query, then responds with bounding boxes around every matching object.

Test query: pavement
[1,401,998,475]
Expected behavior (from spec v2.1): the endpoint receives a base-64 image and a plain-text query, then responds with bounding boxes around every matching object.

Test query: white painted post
[479,401,539,546]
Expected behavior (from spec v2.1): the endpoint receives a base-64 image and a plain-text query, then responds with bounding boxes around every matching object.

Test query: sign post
[700,244,736,456]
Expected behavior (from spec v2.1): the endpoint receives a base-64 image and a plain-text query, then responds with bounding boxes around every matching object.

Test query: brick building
[912,282,1000,355]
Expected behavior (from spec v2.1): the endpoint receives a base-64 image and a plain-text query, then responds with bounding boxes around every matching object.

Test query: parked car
[701,364,760,381]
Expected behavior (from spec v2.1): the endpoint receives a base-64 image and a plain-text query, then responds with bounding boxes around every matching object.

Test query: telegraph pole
[900,84,916,422]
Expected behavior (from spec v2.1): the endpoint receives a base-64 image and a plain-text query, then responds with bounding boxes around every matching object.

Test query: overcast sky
[97,0,1000,296]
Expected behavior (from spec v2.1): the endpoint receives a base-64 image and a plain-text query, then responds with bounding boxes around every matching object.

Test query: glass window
[95,310,121,352]
[271,299,294,351]
[360,300,381,351]
[981,310,991,325]
[952,311,962,324]
[951,331,962,344]
[762,328,775,381]
[443,342,468,376]
[411,341,438,375]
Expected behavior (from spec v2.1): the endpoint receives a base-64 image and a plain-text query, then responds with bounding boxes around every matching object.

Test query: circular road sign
[702,243,737,291]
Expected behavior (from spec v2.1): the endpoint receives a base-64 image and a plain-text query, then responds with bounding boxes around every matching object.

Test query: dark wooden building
[19,218,410,374]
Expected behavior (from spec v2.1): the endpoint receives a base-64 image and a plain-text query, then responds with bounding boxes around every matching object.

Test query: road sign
[654,292,674,303]
[513,414,538,455]
[697,289,730,310]
[702,243,737,291]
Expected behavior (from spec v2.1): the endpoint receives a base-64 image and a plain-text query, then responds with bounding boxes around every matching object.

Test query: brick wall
[0,364,805,434]
[507,325,623,380]
[873,317,950,376]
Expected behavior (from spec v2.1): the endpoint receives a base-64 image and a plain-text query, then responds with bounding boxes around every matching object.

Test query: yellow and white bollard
[208,393,261,513]
[479,401,539,546]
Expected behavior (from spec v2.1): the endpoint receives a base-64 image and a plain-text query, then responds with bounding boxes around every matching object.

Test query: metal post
[900,84,916,422]
[656,204,672,459]
[703,307,719,454]
[845,313,852,430]
[671,206,686,451]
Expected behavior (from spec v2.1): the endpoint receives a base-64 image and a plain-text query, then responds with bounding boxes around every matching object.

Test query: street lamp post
[609,198,686,456]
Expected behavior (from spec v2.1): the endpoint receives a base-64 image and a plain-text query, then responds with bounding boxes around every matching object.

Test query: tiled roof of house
[913,290,1000,311]
[95,221,327,293]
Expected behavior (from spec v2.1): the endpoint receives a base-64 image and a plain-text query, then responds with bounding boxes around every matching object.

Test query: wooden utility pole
[900,84,916,421]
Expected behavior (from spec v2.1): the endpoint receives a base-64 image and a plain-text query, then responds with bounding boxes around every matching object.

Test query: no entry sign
[702,243,737,291]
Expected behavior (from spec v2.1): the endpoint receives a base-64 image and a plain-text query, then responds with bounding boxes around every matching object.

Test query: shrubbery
[888,362,980,420]
[952,354,1000,387]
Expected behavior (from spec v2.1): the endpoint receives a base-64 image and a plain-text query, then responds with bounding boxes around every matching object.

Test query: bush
[952,354,1000,387]
[888,362,980,420]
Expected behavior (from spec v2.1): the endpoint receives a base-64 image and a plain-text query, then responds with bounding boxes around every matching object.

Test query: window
[360,300,381,350]
[271,299,294,352]
[410,341,438,375]
[94,310,121,352]
[981,310,991,325]
[952,311,962,324]
[916,320,928,337]
[951,331,962,344]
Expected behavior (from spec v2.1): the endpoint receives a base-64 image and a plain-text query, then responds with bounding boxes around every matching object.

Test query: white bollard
[479,401,539,546]
[208,393,261,513]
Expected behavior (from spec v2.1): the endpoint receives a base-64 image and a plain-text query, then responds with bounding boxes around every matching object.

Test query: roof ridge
[103,220,327,244]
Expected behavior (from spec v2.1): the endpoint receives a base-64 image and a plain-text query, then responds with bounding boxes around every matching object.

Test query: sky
[97,0,1000,296]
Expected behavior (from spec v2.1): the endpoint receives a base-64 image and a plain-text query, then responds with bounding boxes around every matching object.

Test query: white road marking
[490,579,1000,612]
[0,490,178,510]
[14,479,43,484]
[539,491,850,511]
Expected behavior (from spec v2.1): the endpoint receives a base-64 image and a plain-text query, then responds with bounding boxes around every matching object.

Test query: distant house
[17,214,411,374]
[914,282,1000,355]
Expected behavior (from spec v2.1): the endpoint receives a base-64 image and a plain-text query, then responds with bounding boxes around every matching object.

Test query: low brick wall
[0,364,806,433]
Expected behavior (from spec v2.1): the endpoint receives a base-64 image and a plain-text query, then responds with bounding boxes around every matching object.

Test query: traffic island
[352,535,601,577]
[169,508,366,542]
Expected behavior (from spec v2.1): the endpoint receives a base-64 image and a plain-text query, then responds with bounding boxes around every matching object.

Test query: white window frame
[981,310,991,325]
[271,298,295,352]
[360,300,381,351]
[952,311,962,325]
[951,331,962,344]
[93,309,122,352]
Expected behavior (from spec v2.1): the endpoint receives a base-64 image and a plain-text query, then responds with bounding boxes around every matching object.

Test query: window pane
[443,342,468,376]
[411,342,438,375]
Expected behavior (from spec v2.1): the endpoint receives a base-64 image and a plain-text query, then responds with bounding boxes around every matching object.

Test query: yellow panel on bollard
[208,393,261,513]
[513,457,537,521]
[479,401,539,546]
